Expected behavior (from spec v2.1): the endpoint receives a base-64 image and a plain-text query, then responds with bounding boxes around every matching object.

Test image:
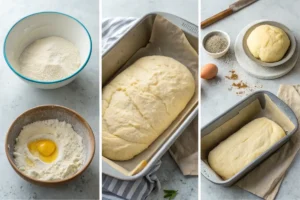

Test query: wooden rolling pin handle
[201,8,234,29]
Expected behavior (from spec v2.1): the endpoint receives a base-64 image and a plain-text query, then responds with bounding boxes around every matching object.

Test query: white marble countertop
[201,0,300,199]
[0,0,99,199]
[103,1,198,200]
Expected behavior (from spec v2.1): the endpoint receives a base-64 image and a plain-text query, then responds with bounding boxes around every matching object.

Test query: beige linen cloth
[237,85,300,200]
[169,117,198,175]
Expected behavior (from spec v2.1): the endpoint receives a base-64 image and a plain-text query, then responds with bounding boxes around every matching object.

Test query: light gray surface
[103,1,199,200]
[103,0,198,25]
[202,0,300,199]
[0,0,99,199]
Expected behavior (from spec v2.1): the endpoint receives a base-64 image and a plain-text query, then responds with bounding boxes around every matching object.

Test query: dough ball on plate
[247,25,290,63]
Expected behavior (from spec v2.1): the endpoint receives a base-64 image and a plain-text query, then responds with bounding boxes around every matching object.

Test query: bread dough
[102,56,195,161]
[247,25,290,62]
[208,117,285,180]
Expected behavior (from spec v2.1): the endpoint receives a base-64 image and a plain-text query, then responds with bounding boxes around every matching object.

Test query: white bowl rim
[3,11,92,84]
[202,30,231,55]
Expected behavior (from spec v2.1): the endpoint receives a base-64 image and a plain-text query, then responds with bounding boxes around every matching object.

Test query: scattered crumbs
[225,70,238,80]
[225,70,263,96]
[222,49,236,66]
[232,81,248,89]
[254,84,263,89]
[236,91,245,95]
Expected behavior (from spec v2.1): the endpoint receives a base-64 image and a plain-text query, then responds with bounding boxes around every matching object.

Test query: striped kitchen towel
[102,17,137,53]
[102,161,161,200]
[102,18,161,200]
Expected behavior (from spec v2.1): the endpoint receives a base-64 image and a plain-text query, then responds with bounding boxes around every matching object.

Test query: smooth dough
[247,25,290,62]
[102,56,195,161]
[208,117,285,180]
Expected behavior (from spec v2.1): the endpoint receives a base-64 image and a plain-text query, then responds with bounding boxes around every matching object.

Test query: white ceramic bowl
[242,20,296,68]
[202,30,230,59]
[4,12,92,89]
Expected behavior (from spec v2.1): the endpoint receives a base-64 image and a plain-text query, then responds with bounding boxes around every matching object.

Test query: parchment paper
[169,116,198,175]
[105,15,198,175]
[236,85,300,200]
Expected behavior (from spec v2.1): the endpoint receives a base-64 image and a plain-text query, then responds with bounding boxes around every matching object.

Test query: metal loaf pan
[201,91,298,186]
[102,12,198,180]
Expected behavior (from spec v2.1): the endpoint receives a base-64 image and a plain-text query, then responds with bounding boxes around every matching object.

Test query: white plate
[235,20,299,80]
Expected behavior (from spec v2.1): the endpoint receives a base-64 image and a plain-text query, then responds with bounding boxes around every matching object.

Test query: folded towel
[102,161,161,200]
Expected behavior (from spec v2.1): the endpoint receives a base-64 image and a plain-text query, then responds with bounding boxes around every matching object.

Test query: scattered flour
[13,119,85,181]
[18,36,81,81]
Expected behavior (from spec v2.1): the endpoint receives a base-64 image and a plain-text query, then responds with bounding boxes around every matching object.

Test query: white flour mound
[13,119,85,181]
[18,36,81,81]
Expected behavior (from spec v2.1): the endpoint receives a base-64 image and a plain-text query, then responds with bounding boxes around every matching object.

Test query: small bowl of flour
[4,12,92,89]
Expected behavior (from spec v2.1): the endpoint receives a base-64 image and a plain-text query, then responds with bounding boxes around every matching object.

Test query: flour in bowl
[13,119,85,181]
[18,36,81,81]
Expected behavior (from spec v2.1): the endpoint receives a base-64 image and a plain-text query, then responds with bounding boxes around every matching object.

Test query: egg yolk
[28,139,58,163]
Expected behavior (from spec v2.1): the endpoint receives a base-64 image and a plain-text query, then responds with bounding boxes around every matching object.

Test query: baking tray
[201,91,298,186]
[102,12,198,180]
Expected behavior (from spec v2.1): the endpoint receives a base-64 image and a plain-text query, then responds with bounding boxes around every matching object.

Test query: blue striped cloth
[102,161,161,200]
[102,18,162,200]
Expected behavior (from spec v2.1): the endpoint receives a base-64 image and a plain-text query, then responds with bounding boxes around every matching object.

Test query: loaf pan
[102,12,198,181]
[201,91,298,186]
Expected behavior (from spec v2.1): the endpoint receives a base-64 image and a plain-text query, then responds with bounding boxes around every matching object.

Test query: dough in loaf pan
[208,117,285,180]
[102,56,195,161]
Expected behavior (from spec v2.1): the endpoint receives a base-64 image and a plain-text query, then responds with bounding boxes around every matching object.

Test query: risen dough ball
[208,117,285,180]
[247,25,290,62]
[102,56,195,161]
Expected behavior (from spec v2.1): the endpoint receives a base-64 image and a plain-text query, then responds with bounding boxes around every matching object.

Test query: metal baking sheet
[201,91,298,186]
[102,12,199,180]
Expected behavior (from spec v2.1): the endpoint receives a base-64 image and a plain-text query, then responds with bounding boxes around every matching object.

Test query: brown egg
[201,63,218,79]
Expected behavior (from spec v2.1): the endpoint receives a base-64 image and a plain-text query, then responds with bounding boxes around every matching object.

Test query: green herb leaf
[163,190,178,200]
[170,192,177,200]
[164,190,176,193]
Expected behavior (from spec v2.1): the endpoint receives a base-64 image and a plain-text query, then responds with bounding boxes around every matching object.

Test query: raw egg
[201,63,218,79]
[28,139,58,163]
